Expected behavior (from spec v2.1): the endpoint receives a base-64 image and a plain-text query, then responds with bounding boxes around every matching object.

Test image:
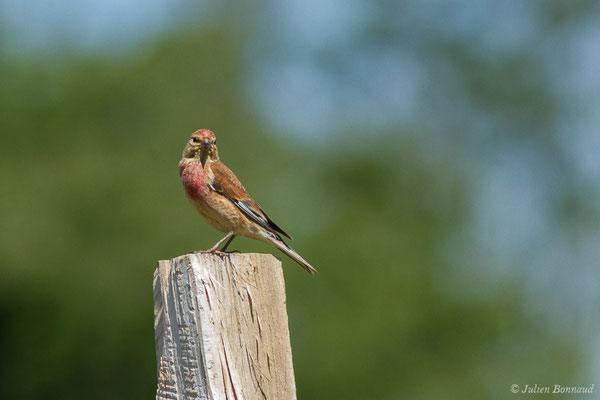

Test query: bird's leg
[219,234,237,252]
[205,232,234,253]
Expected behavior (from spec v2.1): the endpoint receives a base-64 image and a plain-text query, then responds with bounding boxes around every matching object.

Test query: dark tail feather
[270,238,316,275]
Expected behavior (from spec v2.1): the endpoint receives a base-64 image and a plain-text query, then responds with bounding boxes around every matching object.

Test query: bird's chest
[180,161,209,200]
[179,159,239,233]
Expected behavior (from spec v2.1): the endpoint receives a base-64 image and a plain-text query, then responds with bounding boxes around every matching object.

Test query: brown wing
[208,161,293,240]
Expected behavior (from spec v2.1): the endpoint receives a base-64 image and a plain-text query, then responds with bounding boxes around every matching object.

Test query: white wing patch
[234,200,269,227]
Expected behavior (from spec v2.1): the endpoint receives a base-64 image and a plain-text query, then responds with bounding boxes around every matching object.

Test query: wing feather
[208,161,293,240]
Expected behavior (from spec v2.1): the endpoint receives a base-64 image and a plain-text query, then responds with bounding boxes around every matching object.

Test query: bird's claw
[192,249,226,255]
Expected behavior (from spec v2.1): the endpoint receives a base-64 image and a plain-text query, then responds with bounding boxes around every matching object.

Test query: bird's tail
[270,237,317,275]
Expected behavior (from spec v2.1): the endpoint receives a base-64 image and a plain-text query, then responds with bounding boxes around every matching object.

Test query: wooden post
[153,253,297,400]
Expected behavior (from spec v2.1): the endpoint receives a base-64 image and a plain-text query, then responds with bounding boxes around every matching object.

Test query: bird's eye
[191,137,200,143]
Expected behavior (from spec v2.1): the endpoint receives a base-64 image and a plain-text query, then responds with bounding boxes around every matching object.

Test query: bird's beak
[201,139,211,149]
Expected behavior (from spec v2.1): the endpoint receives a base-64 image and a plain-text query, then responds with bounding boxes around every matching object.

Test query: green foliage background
[0,3,597,399]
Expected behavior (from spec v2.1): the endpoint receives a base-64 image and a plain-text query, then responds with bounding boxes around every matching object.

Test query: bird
[178,129,316,274]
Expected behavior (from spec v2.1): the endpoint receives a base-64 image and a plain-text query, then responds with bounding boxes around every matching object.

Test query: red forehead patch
[194,129,215,138]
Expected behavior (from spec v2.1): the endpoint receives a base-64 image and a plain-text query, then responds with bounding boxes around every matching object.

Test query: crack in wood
[247,287,254,322]
[202,279,212,309]
[257,316,263,340]
[220,360,230,400]
[221,337,239,400]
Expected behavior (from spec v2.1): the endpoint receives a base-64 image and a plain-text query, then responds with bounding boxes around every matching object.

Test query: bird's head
[182,129,219,165]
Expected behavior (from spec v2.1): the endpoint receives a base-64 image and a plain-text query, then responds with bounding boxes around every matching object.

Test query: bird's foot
[192,249,232,258]
[192,249,226,255]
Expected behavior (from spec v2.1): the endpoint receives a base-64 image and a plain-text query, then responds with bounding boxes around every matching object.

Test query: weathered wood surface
[153,253,297,400]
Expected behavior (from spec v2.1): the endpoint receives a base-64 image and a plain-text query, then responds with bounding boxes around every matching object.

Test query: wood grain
[154,253,297,400]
